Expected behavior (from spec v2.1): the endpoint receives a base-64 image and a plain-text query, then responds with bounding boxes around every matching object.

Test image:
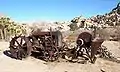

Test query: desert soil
[0,41,120,72]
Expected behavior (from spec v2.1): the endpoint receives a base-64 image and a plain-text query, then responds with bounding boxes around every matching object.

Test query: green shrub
[69,23,78,31]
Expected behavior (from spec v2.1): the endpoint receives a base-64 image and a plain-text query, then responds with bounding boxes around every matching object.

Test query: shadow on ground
[3,50,17,59]
[3,50,48,61]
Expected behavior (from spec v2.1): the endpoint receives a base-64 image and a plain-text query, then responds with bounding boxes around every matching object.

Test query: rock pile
[88,2,120,27]
[70,2,120,30]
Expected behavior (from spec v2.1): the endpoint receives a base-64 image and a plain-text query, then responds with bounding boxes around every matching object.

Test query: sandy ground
[0,41,120,72]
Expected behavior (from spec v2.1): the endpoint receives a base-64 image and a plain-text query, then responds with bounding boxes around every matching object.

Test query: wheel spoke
[20,37,23,45]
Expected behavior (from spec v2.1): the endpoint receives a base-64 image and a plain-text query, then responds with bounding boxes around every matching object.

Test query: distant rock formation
[70,2,120,30]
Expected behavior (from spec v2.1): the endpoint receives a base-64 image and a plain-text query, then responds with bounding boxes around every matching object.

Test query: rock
[100,69,106,72]
[117,57,120,61]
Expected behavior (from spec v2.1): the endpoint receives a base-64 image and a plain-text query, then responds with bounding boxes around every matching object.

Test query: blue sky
[0,0,119,22]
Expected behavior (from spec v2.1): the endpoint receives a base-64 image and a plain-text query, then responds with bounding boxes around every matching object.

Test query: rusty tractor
[8,29,112,63]
[9,29,63,62]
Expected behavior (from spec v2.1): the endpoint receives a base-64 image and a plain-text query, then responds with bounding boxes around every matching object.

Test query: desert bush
[69,23,79,31]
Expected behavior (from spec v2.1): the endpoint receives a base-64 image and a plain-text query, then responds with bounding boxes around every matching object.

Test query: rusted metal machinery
[9,29,63,62]
[62,32,105,63]
[75,32,105,63]
[8,30,114,63]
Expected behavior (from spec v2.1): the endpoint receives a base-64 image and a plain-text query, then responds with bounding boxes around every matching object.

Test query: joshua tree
[0,17,10,40]
[0,16,26,41]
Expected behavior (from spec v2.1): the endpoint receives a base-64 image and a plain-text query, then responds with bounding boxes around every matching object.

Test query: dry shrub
[64,29,93,43]
[69,23,79,31]
[96,26,120,41]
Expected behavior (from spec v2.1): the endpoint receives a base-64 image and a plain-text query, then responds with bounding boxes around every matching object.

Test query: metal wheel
[44,36,59,61]
[9,35,29,60]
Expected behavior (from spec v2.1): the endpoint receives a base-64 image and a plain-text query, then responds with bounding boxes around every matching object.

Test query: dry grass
[64,29,93,43]
[96,26,120,41]
[65,34,77,42]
